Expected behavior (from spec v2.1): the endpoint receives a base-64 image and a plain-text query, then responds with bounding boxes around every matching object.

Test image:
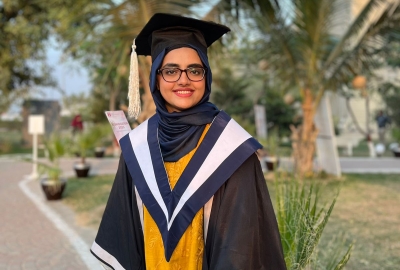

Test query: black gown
[91,153,286,270]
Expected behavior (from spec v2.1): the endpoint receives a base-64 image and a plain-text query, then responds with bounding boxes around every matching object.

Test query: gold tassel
[128,39,141,119]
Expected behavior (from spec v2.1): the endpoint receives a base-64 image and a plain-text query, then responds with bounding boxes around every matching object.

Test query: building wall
[21,100,61,146]
[329,0,398,140]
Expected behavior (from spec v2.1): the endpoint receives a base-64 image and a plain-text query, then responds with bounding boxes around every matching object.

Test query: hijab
[149,45,219,162]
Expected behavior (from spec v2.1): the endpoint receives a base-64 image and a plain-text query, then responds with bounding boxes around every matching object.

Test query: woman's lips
[173,88,194,97]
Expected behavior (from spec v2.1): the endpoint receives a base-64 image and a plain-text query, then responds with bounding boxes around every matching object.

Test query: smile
[173,89,194,97]
[175,90,193,94]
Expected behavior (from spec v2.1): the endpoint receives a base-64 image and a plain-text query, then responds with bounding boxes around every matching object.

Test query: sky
[43,41,92,100]
[4,39,92,117]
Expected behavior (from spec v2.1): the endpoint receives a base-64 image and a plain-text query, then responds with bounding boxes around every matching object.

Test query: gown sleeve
[204,153,286,270]
[90,155,145,270]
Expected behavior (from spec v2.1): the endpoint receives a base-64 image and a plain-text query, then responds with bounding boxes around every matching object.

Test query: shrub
[274,177,352,269]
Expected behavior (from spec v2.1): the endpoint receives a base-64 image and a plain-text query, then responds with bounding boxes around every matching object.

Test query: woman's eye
[165,69,177,75]
[189,68,200,75]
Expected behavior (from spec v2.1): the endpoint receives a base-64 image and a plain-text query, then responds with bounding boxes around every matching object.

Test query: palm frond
[291,0,336,88]
[324,2,400,88]
[325,0,387,68]
[253,12,301,86]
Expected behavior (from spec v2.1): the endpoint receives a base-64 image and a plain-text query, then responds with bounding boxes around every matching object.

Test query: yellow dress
[144,125,210,270]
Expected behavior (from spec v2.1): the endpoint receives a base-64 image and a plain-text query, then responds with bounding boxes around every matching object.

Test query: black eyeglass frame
[157,67,207,82]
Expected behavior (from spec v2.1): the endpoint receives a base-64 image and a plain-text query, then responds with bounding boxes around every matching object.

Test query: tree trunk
[345,96,367,136]
[364,92,376,157]
[291,89,319,177]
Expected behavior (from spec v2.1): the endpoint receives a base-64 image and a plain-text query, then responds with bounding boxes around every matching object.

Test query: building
[330,0,399,142]
[21,99,61,146]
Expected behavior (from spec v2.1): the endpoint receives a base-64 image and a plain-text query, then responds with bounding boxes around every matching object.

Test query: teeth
[176,91,191,94]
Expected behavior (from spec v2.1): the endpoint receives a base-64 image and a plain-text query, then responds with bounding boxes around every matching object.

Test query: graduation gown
[91,112,286,270]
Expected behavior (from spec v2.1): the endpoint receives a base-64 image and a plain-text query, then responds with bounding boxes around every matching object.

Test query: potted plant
[73,131,93,177]
[94,146,106,158]
[38,134,67,200]
[259,131,280,171]
[72,124,109,177]
[391,127,400,158]
[93,124,111,158]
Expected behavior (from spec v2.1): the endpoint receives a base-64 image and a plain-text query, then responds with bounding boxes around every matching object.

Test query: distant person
[70,114,83,135]
[376,110,390,143]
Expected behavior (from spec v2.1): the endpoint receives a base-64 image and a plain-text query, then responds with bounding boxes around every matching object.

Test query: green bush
[37,133,67,182]
[378,83,400,127]
[275,177,352,269]
[0,120,22,130]
[392,127,400,143]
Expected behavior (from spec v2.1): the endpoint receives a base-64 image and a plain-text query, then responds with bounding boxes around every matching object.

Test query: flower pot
[74,163,91,178]
[40,178,67,200]
[94,147,105,158]
[265,156,279,171]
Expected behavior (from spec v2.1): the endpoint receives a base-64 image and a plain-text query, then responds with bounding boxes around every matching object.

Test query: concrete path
[277,157,400,174]
[0,157,118,270]
[339,157,400,173]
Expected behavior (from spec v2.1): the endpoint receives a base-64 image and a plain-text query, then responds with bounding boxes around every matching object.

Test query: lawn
[62,175,114,228]
[320,174,400,270]
[62,173,400,269]
[0,130,32,155]
[338,140,396,158]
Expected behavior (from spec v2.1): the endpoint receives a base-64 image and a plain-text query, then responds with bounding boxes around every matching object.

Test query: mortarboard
[128,13,231,119]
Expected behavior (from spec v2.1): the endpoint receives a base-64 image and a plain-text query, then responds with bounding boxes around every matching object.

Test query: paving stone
[0,158,119,270]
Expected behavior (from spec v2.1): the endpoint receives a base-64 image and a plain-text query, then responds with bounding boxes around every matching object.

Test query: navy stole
[119,111,262,261]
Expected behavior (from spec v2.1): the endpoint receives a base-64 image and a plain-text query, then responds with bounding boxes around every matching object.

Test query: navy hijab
[149,45,219,162]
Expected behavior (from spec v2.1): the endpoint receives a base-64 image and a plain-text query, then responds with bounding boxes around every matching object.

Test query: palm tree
[224,0,400,176]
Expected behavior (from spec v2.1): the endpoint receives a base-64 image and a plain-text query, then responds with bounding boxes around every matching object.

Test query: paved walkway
[339,157,400,173]
[0,157,119,270]
[277,157,400,174]
[1,155,399,269]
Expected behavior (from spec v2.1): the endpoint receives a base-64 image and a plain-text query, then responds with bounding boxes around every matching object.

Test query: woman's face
[157,47,206,113]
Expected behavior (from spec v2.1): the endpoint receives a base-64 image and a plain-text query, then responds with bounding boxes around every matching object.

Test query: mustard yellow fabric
[144,125,210,270]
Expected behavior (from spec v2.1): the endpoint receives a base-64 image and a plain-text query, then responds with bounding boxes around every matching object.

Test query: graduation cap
[128,13,231,119]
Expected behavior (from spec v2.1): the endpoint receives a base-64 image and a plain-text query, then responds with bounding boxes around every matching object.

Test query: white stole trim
[203,196,213,244]
[167,119,250,228]
[134,189,213,244]
[135,186,143,228]
[128,117,251,231]
[91,241,125,270]
[129,120,169,222]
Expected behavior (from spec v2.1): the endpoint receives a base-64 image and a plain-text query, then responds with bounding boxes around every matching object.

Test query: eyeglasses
[157,67,206,82]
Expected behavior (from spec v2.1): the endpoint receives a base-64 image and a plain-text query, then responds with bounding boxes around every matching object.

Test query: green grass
[63,173,400,269]
[0,130,30,154]
[319,174,400,270]
[0,130,47,156]
[338,140,395,157]
[63,175,114,228]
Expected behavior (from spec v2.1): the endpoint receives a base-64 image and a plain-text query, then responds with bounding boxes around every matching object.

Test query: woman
[91,13,286,270]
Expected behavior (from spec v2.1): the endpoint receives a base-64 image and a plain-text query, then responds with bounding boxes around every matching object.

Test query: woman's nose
[177,70,190,85]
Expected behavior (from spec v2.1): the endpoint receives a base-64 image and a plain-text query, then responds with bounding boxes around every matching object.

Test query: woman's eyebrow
[162,63,179,68]
[187,63,204,68]
[161,63,204,68]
